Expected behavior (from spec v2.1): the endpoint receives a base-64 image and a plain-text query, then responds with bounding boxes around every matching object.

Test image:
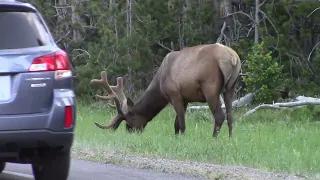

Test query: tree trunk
[254,0,260,44]
[221,0,233,46]
[126,0,134,94]
[213,0,233,46]
[212,0,222,41]
[71,0,82,42]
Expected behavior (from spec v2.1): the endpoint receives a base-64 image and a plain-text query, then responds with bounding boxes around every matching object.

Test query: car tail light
[64,106,73,128]
[29,50,72,79]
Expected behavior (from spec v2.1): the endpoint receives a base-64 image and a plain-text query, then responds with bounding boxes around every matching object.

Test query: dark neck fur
[132,79,168,121]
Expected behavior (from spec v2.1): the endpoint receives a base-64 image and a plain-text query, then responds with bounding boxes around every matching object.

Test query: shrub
[243,41,283,104]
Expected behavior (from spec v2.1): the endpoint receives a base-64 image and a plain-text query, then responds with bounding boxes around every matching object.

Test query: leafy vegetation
[25,0,320,100]
[244,41,283,103]
[73,101,320,176]
[22,0,320,177]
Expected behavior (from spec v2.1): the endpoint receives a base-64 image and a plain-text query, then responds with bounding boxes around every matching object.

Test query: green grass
[73,101,320,177]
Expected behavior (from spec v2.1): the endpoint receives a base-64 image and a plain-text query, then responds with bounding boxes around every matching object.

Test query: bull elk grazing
[91,43,241,138]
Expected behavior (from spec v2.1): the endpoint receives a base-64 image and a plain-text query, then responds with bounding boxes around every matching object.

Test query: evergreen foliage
[21,0,320,103]
[243,42,283,103]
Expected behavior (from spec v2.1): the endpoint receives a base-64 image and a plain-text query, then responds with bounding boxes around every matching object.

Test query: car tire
[0,162,5,173]
[32,148,71,180]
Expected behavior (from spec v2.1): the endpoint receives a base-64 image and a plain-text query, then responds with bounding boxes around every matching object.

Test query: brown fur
[91,43,241,137]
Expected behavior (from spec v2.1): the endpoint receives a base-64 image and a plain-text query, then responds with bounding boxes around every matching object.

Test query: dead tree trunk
[71,0,82,42]
[213,0,233,46]
[213,0,222,41]
[126,0,134,94]
[178,1,187,50]
[254,0,259,44]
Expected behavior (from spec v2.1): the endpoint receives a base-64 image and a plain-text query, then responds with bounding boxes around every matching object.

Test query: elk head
[90,71,148,132]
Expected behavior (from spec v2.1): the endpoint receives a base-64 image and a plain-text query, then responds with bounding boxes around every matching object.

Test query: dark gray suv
[0,1,76,180]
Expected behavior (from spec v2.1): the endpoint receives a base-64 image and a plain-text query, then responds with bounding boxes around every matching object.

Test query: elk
[91,43,241,137]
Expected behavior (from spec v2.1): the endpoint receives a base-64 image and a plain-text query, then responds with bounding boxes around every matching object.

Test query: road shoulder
[72,149,313,180]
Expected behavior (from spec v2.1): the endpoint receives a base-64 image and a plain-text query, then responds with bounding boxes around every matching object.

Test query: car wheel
[32,149,71,180]
[0,162,5,173]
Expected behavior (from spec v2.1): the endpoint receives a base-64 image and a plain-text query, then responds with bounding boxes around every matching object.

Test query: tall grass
[73,101,320,176]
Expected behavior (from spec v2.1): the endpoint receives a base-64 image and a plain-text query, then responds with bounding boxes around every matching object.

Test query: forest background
[13,1,320,178]
[20,0,320,104]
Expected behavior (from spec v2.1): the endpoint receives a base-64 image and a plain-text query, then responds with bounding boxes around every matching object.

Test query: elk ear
[127,98,134,108]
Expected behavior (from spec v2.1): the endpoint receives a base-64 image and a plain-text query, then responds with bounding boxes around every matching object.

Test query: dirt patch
[72,148,316,180]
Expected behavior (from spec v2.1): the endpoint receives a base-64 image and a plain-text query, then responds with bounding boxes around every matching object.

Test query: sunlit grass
[73,100,320,177]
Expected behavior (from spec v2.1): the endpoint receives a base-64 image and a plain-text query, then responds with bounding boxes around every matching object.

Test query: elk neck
[131,78,168,121]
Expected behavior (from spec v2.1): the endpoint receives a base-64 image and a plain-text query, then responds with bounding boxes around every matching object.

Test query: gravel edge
[72,148,318,180]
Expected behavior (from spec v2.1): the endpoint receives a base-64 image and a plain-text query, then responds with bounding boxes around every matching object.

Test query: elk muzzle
[125,122,145,133]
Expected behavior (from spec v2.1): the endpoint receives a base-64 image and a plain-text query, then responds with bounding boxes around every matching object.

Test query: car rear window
[0,7,53,49]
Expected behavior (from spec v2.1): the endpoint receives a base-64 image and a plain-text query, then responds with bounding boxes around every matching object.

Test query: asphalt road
[0,159,206,180]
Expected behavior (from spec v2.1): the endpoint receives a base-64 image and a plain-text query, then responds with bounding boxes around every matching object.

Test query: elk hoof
[213,131,220,138]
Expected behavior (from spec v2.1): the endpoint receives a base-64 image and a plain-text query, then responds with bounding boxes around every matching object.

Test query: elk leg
[174,101,188,135]
[223,84,237,138]
[202,84,225,138]
[170,95,187,135]
[212,98,225,137]
[174,116,179,135]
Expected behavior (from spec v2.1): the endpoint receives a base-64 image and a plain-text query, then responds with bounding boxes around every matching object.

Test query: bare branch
[72,49,91,61]
[228,11,255,22]
[53,5,72,9]
[55,30,71,44]
[247,23,255,37]
[259,0,267,8]
[135,15,144,23]
[156,40,173,52]
[259,10,279,51]
[216,22,227,44]
[307,41,320,62]
[307,7,320,18]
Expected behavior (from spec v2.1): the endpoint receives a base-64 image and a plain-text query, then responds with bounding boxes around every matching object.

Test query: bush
[243,41,283,104]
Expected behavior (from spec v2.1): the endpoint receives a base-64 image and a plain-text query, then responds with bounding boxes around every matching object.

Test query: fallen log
[187,93,254,112]
[244,95,320,116]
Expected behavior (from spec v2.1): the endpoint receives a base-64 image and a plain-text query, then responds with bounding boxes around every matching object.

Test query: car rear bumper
[0,129,74,152]
[0,89,76,132]
[0,90,76,161]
